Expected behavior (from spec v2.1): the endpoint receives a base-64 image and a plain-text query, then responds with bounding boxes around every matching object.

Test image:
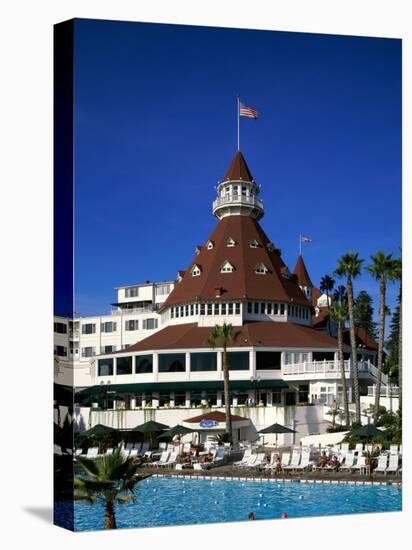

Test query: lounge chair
[373,455,388,475]
[74,448,83,457]
[280,452,290,469]
[264,451,278,471]
[162,451,179,469]
[250,453,266,471]
[291,451,312,473]
[54,444,63,456]
[340,443,350,454]
[385,454,399,476]
[355,443,363,454]
[182,442,191,454]
[86,447,99,459]
[105,448,114,456]
[340,452,356,472]
[389,445,399,455]
[140,442,150,454]
[239,454,258,469]
[233,448,252,467]
[150,451,170,468]
[351,455,369,475]
[365,444,373,454]
[283,451,301,472]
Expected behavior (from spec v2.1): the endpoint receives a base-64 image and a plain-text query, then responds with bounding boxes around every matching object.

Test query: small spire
[222,151,254,182]
[293,255,313,288]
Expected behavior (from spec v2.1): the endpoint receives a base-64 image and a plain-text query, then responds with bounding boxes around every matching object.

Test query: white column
[153,353,159,381]
[249,350,256,378]
[185,352,191,379]
[130,396,136,409]
[217,351,222,373]
[152,392,159,408]
[170,392,175,408]
[185,391,191,408]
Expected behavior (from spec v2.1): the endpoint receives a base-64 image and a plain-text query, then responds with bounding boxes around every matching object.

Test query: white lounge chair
[280,452,290,469]
[351,455,369,475]
[373,455,388,475]
[233,448,252,467]
[283,451,301,472]
[182,442,191,454]
[250,453,266,471]
[355,443,363,454]
[240,454,258,469]
[105,448,114,456]
[162,451,178,468]
[264,452,278,470]
[292,451,312,473]
[389,445,399,455]
[86,447,99,459]
[340,452,356,472]
[385,454,399,476]
[140,442,150,454]
[340,443,350,454]
[150,451,170,468]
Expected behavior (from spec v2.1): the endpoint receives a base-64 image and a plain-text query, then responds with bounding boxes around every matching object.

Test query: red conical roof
[293,255,313,288]
[222,151,254,182]
[162,216,310,308]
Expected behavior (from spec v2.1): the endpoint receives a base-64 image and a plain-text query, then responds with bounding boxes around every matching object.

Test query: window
[256,351,281,370]
[190,352,217,372]
[101,345,116,354]
[135,355,153,373]
[123,344,130,349]
[220,260,234,273]
[69,342,78,355]
[272,391,282,405]
[191,264,201,276]
[175,307,179,318]
[255,263,268,274]
[174,393,186,407]
[81,347,95,358]
[280,304,285,315]
[195,303,199,315]
[226,237,236,247]
[185,305,189,316]
[267,303,272,314]
[313,352,335,361]
[260,302,265,314]
[249,240,259,248]
[228,303,233,315]
[254,302,259,314]
[143,318,158,330]
[214,303,220,315]
[81,323,96,335]
[54,322,67,334]
[242,186,247,196]
[125,320,138,331]
[54,345,67,357]
[155,284,170,296]
[98,357,113,376]
[171,308,174,319]
[274,303,279,314]
[101,322,117,333]
[285,392,296,406]
[235,303,240,315]
[228,351,249,371]
[247,302,252,314]
[206,240,214,250]
[207,303,212,315]
[158,353,186,373]
[221,303,227,315]
[200,304,205,315]
[190,304,194,316]
[125,286,139,298]
[117,356,133,375]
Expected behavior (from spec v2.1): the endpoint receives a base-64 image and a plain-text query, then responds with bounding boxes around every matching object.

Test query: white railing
[110,306,157,316]
[368,385,399,398]
[282,360,388,384]
[213,195,264,210]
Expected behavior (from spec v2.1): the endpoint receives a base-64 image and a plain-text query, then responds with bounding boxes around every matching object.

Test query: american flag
[239,102,258,119]
[301,236,312,243]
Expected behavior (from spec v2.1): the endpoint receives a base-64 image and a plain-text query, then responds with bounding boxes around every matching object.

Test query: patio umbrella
[79,424,118,437]
[132,420,170,449]
[259,423,297,449]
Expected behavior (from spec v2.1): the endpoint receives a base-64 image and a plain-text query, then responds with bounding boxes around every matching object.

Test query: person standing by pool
[248,512,256,520]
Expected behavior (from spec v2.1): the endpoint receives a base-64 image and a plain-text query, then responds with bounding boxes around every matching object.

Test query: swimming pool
[57,476,402,531]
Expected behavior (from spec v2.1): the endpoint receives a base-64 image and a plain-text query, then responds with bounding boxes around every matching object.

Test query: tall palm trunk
[104,500,117,529]
[337,320,350,426]
[398,281,402,417]
[222,346,232,441]
[326,289,331,335]
[373,274,386,424]
[347,277,360,423]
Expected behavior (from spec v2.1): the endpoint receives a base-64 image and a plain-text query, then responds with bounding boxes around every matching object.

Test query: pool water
[58,477,402,531]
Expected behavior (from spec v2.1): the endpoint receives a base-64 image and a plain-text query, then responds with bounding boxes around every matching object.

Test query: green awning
[76,379,288,401]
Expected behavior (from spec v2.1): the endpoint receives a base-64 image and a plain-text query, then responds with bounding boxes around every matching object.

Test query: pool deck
[137,464,402,485]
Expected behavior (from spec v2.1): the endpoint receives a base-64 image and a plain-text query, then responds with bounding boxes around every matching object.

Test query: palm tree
[320,274,335,335]
[391,256,402,416]
[208,323,235,442]
[74,447,145,529]
[330,297,350,427]
[366,252,395,424]
[335,252,364,423]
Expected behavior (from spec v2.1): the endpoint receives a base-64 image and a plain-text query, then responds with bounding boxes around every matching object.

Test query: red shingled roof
[162,216,310,308]
[222,151,254,182]
[343,327,379,351]
[293,255,313,288]
[120,321,341,353]
[185,410,248,423]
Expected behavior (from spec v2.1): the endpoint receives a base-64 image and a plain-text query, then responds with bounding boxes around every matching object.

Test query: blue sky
[73,19,401,324]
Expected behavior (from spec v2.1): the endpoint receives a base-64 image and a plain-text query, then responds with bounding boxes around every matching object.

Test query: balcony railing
[282,360,388,384]
[110,306,157,316]
[213,195,264,211]
[367,385,399,398]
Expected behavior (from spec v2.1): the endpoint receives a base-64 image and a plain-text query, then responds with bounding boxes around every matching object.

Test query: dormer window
[226,237,236,247]
[267,242,274,252]
[206,240,214,250]
[191,264,202,277]
[255,262,268,274]
[195,245,202,255]
[249,240,259,248]
[220,261,234,273]
[177,270,185,283]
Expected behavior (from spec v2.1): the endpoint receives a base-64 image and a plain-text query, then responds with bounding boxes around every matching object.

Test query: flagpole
[237,95,240,151]
[299,234,302,256]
